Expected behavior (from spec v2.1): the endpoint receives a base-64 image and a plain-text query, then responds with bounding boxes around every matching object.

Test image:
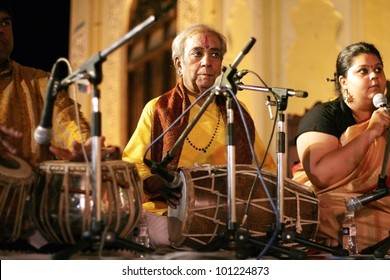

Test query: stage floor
[0,245,389,260]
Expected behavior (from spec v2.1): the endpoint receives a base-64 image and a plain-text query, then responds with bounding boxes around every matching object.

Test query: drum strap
[151,80,255,170]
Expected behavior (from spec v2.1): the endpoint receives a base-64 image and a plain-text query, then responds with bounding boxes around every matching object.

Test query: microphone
[34,60,67,145]
[345,92,390,211]
[271,87,308,98]
[144,159,182,189]
[231,37,256,69]
[373,93,388,112]
[212,37,256,93]
[236,83,308,98]
[345,187,390,211]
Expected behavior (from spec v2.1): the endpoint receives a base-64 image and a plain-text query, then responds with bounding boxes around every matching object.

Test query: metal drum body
[31,160,142,244]
[0,153,35,242]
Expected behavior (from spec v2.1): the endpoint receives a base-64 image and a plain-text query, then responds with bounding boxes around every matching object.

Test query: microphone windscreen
[373,93,387,108]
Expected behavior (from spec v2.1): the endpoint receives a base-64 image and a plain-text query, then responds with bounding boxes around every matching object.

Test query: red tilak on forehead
[203,35,210,49]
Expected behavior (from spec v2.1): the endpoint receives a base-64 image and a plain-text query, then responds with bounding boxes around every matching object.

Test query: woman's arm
[297,108,389,188]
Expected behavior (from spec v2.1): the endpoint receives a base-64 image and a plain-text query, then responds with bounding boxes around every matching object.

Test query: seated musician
[122,23,276,249]
[292,42,390,252]
[0,1,117,248]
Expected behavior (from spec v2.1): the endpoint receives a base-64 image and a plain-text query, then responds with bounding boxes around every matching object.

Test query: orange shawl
[293,120,390,250]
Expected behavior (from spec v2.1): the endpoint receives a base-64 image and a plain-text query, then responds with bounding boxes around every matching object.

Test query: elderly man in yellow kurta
[122,23,275,249]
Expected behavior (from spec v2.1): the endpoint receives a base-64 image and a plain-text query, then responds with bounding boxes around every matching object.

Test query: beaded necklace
[186,106,222,153]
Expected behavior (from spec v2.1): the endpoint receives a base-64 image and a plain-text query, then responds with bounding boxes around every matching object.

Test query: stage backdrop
[68,0,390,171]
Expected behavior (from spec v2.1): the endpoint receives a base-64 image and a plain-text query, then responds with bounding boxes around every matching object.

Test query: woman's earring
[344,88,354,103]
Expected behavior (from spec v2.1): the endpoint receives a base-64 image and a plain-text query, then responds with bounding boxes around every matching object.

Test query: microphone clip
[377,174,388,189]
[144,158,162,174]
[213,65,238,95]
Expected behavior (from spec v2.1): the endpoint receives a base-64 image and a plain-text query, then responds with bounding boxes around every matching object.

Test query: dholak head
[0,153,35,242]
[31,160,143,244]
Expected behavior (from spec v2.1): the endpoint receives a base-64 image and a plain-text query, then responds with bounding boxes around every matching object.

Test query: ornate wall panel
[287,0,342,115]
[100,0,132,148]
[361,0,390,74]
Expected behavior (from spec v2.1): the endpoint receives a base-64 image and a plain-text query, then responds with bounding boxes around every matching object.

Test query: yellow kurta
[0,60,90,166]
[123,95,276,215]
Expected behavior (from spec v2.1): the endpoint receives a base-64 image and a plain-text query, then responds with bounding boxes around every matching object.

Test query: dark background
[9,0,71,72]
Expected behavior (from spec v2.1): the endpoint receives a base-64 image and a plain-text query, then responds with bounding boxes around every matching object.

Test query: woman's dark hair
[334,42,383,95]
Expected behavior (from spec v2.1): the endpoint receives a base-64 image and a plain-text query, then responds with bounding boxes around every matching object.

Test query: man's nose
[200,53,212,66]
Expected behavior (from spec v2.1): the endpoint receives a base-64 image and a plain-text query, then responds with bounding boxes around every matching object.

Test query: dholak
[168,164,319,249]
[31,160,142,244]
[0,153,35,242]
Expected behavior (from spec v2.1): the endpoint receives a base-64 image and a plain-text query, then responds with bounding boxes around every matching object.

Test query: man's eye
[192,51,203,57]
[0,19,12,27]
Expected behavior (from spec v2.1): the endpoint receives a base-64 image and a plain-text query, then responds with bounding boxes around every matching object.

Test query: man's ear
[174,56,182,75]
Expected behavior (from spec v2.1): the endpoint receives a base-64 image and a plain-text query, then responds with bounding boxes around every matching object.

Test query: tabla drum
[31,160,142,244]
[0,153,35,242]
[168,164,319,249]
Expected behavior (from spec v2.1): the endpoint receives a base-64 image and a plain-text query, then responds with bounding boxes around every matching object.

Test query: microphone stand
[194,67,306,258]
[51,13,159,260]
[149,38,302,259]
[359,129,390,258]
[236,84,348,258]
[156,64,303,259]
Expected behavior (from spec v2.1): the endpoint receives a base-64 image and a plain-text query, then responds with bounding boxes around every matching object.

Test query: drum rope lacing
[171,165,320,249]
[0,154,35,242]
[293,191,302,233]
